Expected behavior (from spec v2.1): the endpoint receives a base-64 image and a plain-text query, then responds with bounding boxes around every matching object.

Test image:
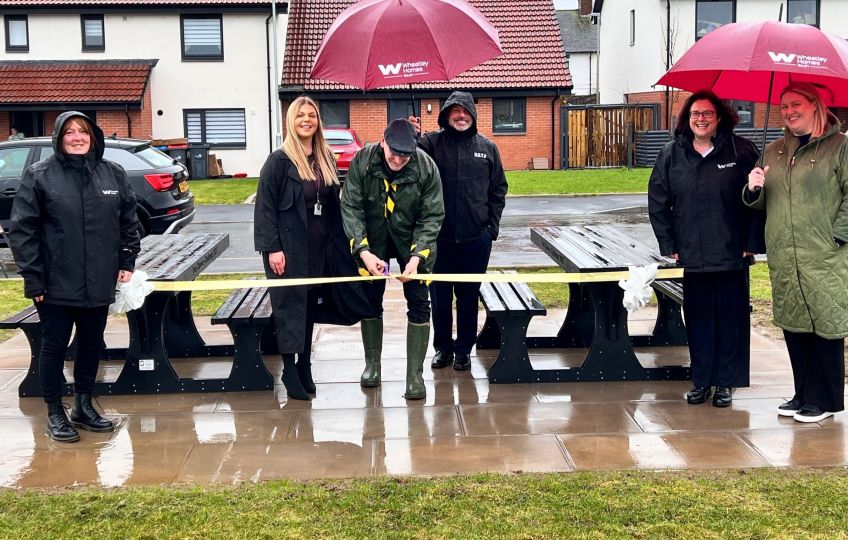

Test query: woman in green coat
[746,82,848,423]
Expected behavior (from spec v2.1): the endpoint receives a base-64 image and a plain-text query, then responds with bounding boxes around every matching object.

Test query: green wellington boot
[404,322,430,400]
[360,318,383,387]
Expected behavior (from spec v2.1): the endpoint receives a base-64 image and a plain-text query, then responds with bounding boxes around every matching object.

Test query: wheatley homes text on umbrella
[377,61,431,78]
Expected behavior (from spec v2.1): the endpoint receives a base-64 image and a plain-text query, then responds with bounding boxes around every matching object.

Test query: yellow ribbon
[150,268,684,292]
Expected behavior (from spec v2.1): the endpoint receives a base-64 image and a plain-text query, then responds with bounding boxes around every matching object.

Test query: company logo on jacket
[102,189,119,195]
[474,152,487,159]
[717,162,736,170]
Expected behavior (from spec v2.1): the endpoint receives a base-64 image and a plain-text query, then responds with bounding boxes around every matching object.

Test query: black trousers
[35,303,109,403]
[783,330,845,412]
[430,234,492,354]
[683,269,750,388]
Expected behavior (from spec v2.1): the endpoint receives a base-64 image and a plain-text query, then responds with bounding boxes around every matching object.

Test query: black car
[0,137,194,241]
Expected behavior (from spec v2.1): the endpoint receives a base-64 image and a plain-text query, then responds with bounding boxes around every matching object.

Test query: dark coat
[254,149,374,353]
[418,91,508,242]
[745,116,848,338]
[340,144,444,272]
[9,111,140,306]
[648,130,764,272]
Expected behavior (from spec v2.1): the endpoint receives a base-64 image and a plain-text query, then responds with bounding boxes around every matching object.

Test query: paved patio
[1,280,845,488]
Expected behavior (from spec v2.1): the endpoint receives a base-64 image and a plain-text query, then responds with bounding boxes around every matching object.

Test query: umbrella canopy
[310,0,503,90]
[656,20,848,106]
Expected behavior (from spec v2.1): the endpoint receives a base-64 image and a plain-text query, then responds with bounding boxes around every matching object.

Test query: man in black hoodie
[412,91,508,371]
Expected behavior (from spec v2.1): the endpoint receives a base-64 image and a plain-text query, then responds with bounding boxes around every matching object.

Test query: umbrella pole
[758,71,775,169]
[409,84,418,121]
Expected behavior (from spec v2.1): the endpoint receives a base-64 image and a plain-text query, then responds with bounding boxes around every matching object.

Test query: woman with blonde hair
[747,82,848,422]
[254,96,372,400]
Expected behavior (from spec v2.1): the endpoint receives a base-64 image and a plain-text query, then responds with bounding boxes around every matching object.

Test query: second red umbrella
[656,20,848,106]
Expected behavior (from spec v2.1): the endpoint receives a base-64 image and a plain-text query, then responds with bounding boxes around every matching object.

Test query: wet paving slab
[1,279,847,488]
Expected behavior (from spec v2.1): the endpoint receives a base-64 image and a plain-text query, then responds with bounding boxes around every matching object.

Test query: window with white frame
[181,15,223,60]
[81,15,105,51]
[629,10,635,46]
[5,15,28,52]
[732,101,754,127]
[788,0,819,26]
[184,109,246,147]
[696,0,734,40]
[492,98,526,134]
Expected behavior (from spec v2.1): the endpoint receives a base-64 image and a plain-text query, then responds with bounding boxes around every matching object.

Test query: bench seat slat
[232,287,268,320]
[0,305,38,329]
[211,288,253,324]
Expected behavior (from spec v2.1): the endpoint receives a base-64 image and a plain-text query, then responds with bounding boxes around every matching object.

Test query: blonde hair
[780,82,829,138]
[282,96,338,186]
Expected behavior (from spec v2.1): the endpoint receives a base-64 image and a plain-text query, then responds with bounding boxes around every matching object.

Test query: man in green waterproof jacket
[340,118,445,400]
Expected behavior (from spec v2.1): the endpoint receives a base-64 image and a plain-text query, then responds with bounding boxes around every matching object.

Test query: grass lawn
[0,279,28,343]
[506,168,650,195]
[185,168,651,205]
[189,178,258,205]
[2,469,848,538]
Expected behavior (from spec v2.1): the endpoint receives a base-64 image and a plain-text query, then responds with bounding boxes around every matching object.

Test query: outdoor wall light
[427,104,432,114]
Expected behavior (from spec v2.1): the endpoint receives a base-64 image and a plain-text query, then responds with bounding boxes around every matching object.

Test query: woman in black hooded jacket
[649,91,763,408]
[10,111,140,442]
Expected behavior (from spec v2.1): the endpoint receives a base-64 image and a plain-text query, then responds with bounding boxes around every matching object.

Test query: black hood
[52,110,104,162]
[437,91,477,136]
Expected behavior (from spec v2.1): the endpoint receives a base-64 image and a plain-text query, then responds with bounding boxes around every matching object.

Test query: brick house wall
[284,96,562,170]
[0,116,9,139]
[627,90,783,131]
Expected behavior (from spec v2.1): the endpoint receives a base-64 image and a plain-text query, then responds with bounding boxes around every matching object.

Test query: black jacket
[418,91,508,242]
[254,149,374,353]
[648,130,764,272]
[9,111,140,306]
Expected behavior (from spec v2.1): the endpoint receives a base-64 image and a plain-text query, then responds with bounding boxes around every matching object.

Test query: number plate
[178,180,188,193]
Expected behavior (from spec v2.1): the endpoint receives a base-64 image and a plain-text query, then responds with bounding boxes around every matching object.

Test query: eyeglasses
[690,110,716,119]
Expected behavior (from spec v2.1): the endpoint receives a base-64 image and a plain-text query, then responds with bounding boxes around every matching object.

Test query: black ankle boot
[281,354,310,400]
[47,401,80,443]
[70,393,114,432]
[296,354,316,394]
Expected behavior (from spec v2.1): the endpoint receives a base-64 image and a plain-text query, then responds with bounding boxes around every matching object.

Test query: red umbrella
[656,20,848,105]
[309,0,503,113]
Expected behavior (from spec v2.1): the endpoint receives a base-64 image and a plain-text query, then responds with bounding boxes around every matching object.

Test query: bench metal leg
[475,315,501,349]
[17,327,44,397]
[487,314,537,384]
[220,325,274,392]
[631,294,688,347]
[164,291,233,358]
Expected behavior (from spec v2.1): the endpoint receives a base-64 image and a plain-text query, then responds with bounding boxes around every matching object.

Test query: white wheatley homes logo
[768,51,828,69]
[102,189,119,195]
[717,162,736,170]
[377,60,430,79]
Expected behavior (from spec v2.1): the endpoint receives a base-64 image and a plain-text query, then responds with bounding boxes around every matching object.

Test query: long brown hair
[282,96,338,186]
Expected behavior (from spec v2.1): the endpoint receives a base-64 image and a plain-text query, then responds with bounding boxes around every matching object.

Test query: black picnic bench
[472,225,690,384]
[1,233,280,397]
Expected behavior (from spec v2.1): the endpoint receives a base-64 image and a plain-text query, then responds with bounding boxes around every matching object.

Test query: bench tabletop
[531,225,673,273]
[137,233,229,282]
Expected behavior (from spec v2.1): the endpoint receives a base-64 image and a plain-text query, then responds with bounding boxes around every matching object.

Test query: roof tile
[0,60,155,104]
[283,0,572,91]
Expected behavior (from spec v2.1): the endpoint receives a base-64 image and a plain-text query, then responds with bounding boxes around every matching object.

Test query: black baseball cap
[383,119,417,157]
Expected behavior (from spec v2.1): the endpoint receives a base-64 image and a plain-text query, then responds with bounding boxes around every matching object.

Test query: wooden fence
[561,104,659,169]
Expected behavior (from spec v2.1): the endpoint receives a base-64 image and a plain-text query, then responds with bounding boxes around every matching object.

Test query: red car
[324,128,363,183]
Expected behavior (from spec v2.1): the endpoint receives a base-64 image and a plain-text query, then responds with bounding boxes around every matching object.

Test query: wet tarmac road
[181,195,656,273]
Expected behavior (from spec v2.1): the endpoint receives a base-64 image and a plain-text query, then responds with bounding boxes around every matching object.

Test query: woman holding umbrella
[747,82,848,423]
[649,90,763,408]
